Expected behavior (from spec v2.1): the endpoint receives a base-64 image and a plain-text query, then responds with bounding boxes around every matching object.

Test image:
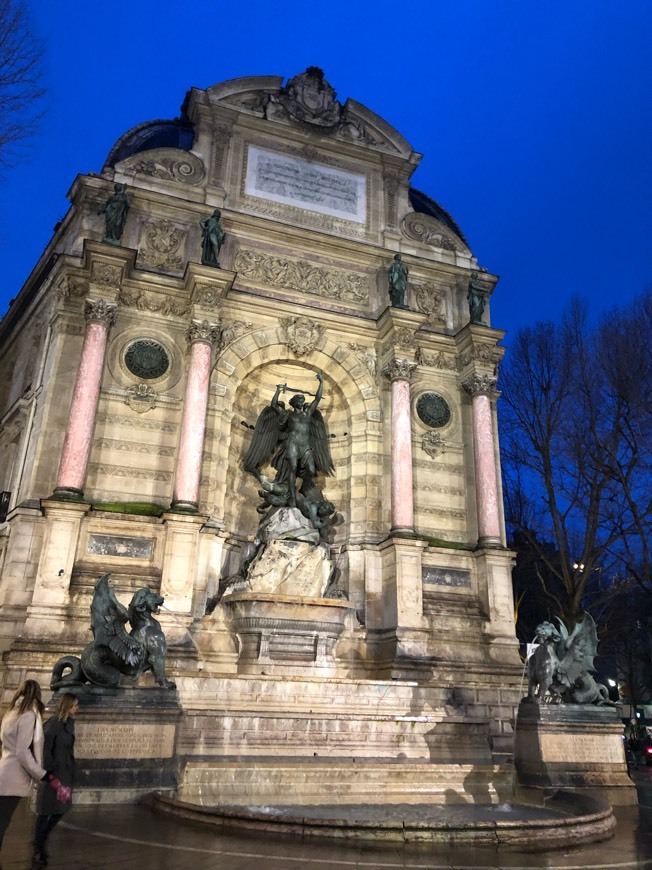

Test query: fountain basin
[149,789,616,849]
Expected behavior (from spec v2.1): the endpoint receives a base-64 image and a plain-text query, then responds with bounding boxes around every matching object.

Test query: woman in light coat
[0,680,47,854]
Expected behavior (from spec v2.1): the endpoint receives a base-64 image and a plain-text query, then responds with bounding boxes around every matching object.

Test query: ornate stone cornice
[84,299,117,328]
[187,319,221,347]
[382,358,417,383]
[462,374,499,399]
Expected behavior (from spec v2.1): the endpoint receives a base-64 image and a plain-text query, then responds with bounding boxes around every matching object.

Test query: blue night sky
[0,0,650,342]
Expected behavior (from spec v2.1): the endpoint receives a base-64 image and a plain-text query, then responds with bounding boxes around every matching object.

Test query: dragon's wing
[310,409,335,476]
[555,613,599,684]
[243,405,282,472]
[90,574,142,667]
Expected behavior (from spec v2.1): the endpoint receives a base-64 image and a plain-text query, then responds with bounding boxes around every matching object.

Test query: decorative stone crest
[401,212,465,252]
[125,383,158,414]
[91,261,122,288]
[138,220,186,272]
[85,299,117,327]
[415,282,447,325]
[415,347,456,371]
[421,431,446,459]
[382,358,417,382]
[268,67,342,129]
[233,248,368,303]
[130,150,205,185]
[280,316,324,356]
[462,373,499,399]
[188,319,221,347]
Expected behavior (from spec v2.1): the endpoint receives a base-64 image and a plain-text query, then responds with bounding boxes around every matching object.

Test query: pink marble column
[171,320,220,512]
[54,299,116,500]
[383,358,417,534]
[464,374,502,547]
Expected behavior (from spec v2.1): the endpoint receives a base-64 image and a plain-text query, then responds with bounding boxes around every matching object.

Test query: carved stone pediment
[402,212,468,253]
[118,148,206,186]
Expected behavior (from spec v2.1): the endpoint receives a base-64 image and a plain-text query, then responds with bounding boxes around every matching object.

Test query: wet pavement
[0,767,650,869]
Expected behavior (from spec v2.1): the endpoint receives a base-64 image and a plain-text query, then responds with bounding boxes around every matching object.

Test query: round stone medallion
[124,339,170,380]
[416,392,451,429]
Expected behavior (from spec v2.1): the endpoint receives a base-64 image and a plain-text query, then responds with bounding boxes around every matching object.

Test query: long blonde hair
[9,680,44,717]
[54,693,78,723]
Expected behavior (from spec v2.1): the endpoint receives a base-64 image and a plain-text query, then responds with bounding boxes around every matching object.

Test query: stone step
[178,760,513,806]
[177,710,494,763]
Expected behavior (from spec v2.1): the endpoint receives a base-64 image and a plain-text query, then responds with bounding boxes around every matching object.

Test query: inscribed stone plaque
[76,722,175,759]
[87,534,154,559]
[245,146,366,223]
[422,566,471,588]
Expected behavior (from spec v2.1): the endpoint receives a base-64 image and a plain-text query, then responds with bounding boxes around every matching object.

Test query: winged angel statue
[242,371,338,539]
[526,612,611,705]
[51,574,176,690]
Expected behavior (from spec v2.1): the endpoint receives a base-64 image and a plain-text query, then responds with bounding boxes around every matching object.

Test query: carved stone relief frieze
[137,219,187,272]
[348,343,377,377]
[91,262,122,288]
[401,212,466,252]
[395,328,416,350]
[233,248,369,303]
[193,284,223,311]
[414,282,448,325]
[240,197,368,239]
[280,316,324,356]
[415,347,457,370]
[56,276,88,300]
[458,345,503,372]
[219,320,253,352]
[118,288,187,318]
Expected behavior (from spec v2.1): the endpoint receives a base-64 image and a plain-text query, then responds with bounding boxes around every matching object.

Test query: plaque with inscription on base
[53,687,182,803]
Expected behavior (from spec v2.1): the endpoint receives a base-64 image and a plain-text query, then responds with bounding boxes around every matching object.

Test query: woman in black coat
[32,694,77,868]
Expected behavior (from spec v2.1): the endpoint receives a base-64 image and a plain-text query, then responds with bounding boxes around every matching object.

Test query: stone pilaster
[463,373,502,548]
[53,299,116,500]
[171,319,220,512]
[382,358,417,534]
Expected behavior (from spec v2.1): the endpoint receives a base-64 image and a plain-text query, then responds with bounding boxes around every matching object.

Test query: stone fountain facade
[0,69,527,805]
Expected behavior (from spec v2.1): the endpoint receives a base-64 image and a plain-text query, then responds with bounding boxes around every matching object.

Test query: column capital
[84,298,117,328]
[187,319,221,347]
[462,373,499,400]
[382,357,417,383]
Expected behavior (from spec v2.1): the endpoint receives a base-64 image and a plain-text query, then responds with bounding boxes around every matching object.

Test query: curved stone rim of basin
[148,791,616,850]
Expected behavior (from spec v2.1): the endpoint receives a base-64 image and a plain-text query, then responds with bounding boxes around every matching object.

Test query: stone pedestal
[513,701,637,806]
[66,687,182,804]
[222,593,354,676]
